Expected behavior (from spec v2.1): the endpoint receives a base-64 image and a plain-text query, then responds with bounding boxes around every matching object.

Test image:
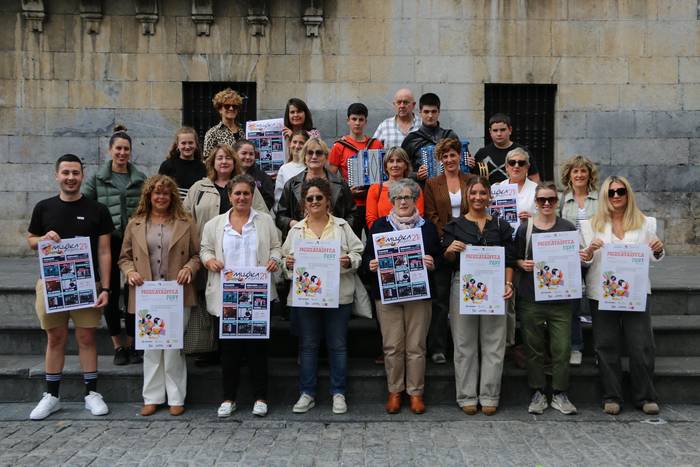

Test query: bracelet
[505,282,513,288]
[100,287,111,294]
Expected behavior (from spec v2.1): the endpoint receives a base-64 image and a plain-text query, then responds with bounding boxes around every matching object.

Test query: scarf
[388,209,424,231]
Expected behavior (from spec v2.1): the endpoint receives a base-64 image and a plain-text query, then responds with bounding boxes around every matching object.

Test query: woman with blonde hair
[274,130,309,209]
[119,175,201,416]
[203,88,246,159]
[580,176,664,416]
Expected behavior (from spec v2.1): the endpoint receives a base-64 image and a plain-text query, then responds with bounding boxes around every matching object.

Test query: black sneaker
[128,347,143,364]
[113,347,129,366]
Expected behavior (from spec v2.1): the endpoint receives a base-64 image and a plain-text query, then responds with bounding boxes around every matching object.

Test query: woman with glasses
[363,178,440,414]
[494,147,538,220]
[276,137,356,239]
[514,182,586,416]
[203,88,246,160]
[281,178,363,414]
[580,176,664,416]
[442,176,515,416]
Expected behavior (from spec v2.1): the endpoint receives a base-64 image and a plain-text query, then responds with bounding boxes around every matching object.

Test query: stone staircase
[1,257,699,406]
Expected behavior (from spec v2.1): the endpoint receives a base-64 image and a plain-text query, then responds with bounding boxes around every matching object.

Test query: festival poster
[459,246,505,315]
[291,239,341,309]
[532,231,583,301]
[598,243,650,312]
[372,228,431,305]
[489,183,520,235]
[38,236,97,314]
[245,118,287,176]
[220,267,271,339]
[134,281,184,350]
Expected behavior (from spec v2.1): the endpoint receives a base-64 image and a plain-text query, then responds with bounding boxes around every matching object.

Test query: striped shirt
[372,114,421,149]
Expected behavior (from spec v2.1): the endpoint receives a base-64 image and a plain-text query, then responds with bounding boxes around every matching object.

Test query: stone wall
[1,0,699,255]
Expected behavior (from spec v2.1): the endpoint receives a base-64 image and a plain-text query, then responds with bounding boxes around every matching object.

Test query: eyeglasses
[536,196,558,205]
[306,150,325,157]
[222,104,239,110]
[507,159,528,167]
[305,195,325,203]
[608,187,627,197]
[392,195,414,202]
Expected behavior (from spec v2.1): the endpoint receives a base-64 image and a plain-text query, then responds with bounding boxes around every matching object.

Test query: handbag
[352,274,372,319]
[183,302,218,355]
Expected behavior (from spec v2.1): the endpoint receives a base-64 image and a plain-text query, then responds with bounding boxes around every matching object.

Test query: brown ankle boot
[409,395,425,414]
[385,392,401,414]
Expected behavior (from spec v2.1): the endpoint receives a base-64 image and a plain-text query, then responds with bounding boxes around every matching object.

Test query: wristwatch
[100,287,111,294]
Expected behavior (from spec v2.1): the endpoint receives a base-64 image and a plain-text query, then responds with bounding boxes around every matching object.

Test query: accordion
[346,149,388,187]
[420,140,474,178]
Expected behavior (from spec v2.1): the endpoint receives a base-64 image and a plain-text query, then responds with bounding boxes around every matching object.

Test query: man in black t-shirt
[27,154,114,420]
[475,113,541,184]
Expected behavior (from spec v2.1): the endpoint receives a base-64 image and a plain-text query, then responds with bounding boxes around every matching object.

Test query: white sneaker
[569,350,583,366]
[528,390,548,415]
[252,400,268,417]
[217,401,237,417]
[84,391,109,416]
[292,393,315,413]
[332,394,347,414]
[30,393,61,420]
[551,392,577,415]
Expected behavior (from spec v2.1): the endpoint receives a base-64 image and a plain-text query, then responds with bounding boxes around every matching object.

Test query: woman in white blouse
[580,176,664,416]
[494,147,537,220]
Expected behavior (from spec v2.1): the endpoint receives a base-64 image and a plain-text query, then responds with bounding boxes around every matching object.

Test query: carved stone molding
[192,0,214,36]
[246,4,269,37]
[80,0,103,34]
[302,0,323,38]
[21,0,46,33]
[135,0,159,36]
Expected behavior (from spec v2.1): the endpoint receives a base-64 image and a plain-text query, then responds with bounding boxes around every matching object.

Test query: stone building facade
[1,0,698,255]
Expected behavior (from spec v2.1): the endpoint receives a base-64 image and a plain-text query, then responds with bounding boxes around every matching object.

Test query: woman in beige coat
[119,175,201,416]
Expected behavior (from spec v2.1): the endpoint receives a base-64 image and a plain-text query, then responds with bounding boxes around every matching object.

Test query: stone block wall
[0,0,699,254]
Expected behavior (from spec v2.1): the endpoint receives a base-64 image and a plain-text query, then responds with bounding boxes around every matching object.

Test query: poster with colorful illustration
[599,243,650,312]
[291,239,341,309]
[246,118,287,176]
[532,231,583,301]
[134,281,183,350]
[38,236,97,314]
[489,183,519,235]
[459,246,505,315]
[220,267,271,339]
[372,228,431,305]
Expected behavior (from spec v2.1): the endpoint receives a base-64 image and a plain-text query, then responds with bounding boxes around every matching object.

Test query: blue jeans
[295,304,352,397]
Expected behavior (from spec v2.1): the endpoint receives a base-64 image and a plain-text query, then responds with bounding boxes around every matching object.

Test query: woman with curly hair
[203,88,246,159]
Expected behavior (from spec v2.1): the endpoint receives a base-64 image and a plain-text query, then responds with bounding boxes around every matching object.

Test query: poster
[532,231,583,301]
[372,228,431,304]
[459,246,505,315]
[291,239,341,308]
[489,183,520,235]
[38,236,97,314]
[134,281,184,350]
[598,243,650,312]
[245,118,287,176]
[220,267,271,339]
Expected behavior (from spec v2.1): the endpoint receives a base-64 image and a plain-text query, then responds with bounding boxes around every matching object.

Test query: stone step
[2,354,700,405]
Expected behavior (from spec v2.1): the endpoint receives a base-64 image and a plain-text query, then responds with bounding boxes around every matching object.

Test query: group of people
[27,87,664,422]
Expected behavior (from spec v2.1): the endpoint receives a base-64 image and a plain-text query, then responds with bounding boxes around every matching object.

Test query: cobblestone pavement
[1,403,700,466]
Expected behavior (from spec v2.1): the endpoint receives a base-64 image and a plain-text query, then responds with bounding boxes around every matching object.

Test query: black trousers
[220,338,269,402]
[590,298,657,406]
[427,264,452,355]
[105,235,134,338]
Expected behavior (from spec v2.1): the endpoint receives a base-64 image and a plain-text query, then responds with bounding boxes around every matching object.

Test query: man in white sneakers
[27,154,114,420]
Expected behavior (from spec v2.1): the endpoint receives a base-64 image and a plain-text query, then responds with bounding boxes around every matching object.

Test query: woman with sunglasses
[494,147,538,220]
[281,178,364,414]
[559,155,600,366]
[363,178,440,414]
[580,176,664,416]
[514,182,586,416]
[442,176,515,415]
[276,137,356,239]
[203,88,246,161]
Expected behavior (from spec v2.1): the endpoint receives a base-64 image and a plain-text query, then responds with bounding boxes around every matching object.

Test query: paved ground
[2,403,700,466]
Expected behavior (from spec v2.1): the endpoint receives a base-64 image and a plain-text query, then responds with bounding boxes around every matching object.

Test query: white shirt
[372,114,421,149]
[222,209,259,269]
[274,162,306,211]
[449,190,462,218]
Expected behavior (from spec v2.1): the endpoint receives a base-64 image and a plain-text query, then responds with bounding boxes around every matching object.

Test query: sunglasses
[306,149,325,157]
[536,196,558,205]
[305,195,325,203]
[507,159,528,167]
[222,104,239,110]
[392,195,414,202]
[608,187,627,197]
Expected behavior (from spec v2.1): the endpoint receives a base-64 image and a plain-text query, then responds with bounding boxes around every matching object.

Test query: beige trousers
[449,276,506,407]
[376,300,431,395]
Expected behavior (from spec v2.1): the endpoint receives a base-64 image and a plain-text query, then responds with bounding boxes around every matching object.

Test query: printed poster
[134,281,184,350]
[291,239,341,309]
[220,267,271,339]
[372,228,431,304]
[598,243,650,312]
[246,118,287,176]
[38,236,97,314]
[459,246,505,315]
[532,231,583,301]
[489,183,520,235]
